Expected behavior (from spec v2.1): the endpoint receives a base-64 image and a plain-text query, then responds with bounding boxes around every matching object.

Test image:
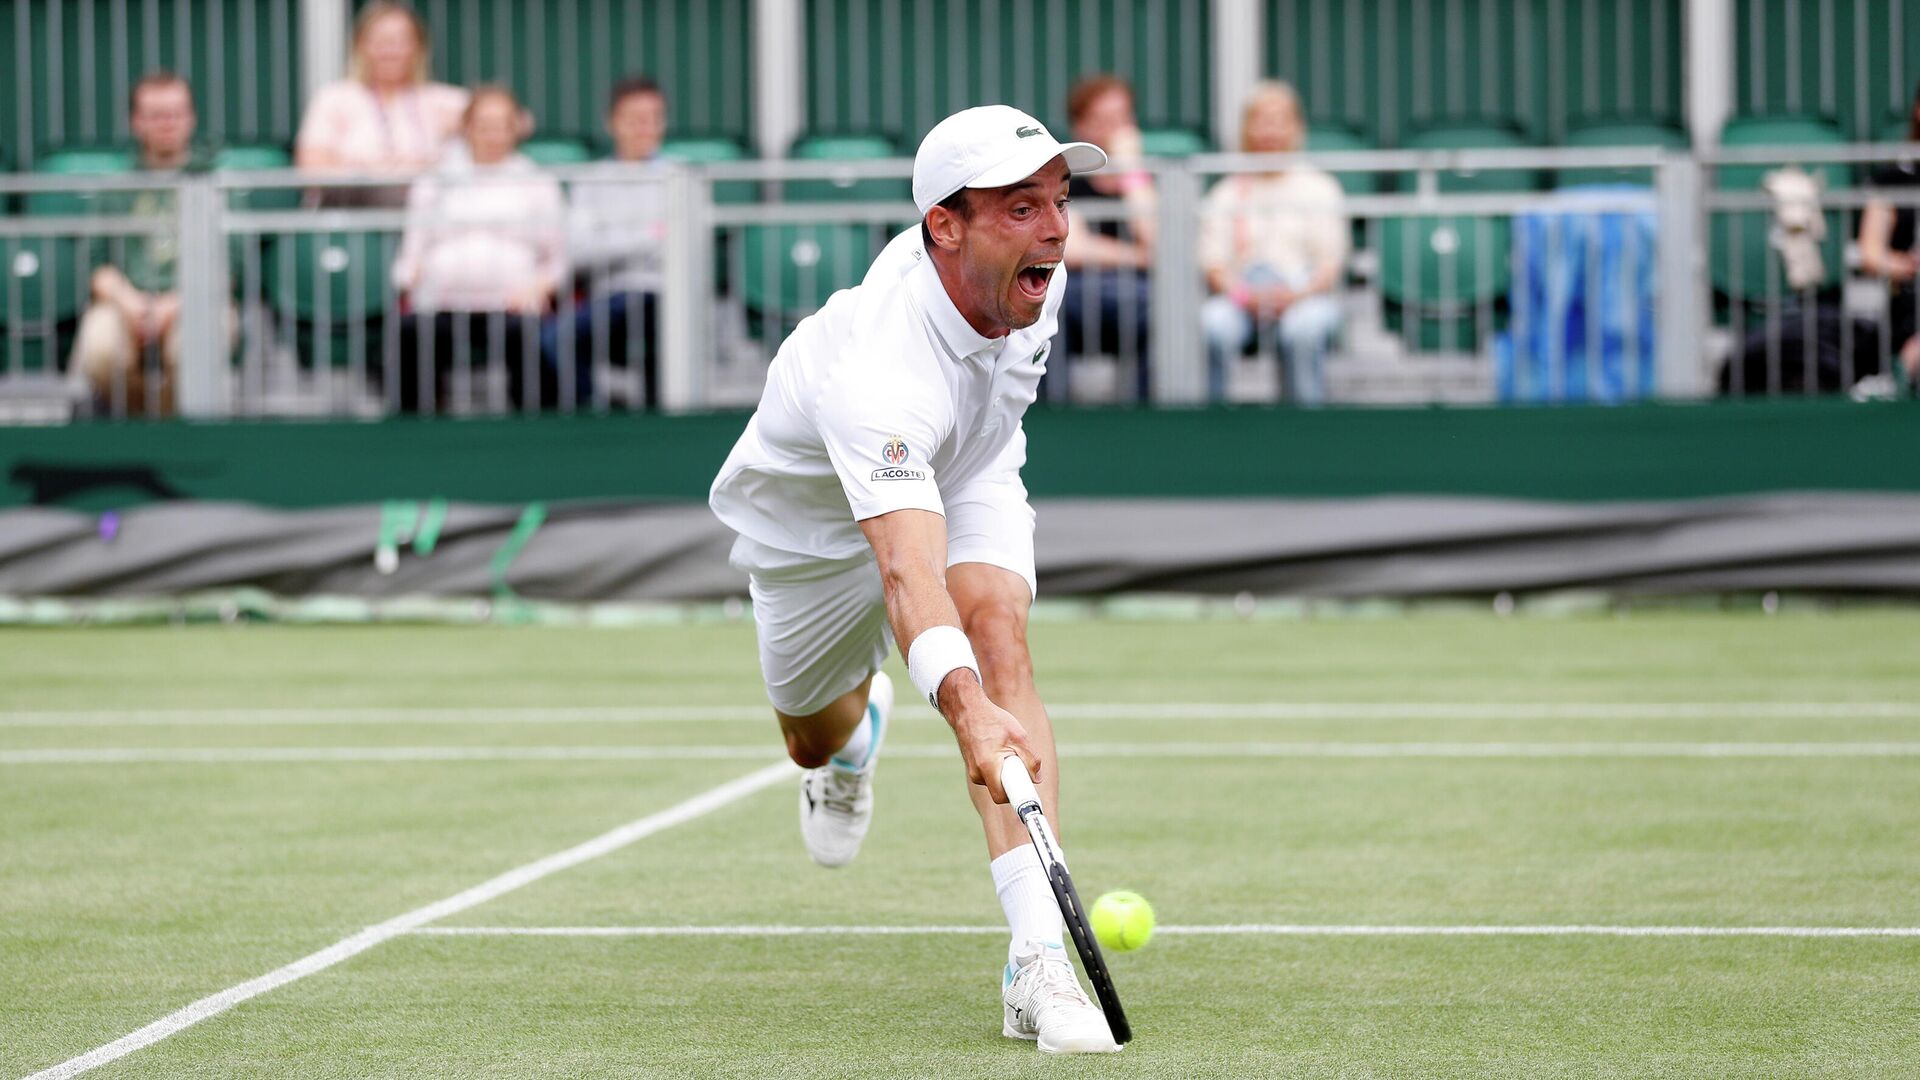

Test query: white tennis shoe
[798,672,892,868]
[1001,940,1122,1054]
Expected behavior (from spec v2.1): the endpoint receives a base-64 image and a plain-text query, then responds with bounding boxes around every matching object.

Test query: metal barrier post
[1654,153,1706,398]
[175,176,230,416]
[658,166,706,412]
[1149,164,1206,404]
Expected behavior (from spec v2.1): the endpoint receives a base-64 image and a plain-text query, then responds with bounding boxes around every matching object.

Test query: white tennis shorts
[735,479,1037,717]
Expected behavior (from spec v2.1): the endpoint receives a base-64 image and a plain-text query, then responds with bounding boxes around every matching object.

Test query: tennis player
[709,105,1119,1054]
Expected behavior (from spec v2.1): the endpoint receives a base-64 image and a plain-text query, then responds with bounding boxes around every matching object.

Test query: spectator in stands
[1198,81,1347,405]
[542,76,670,410]
[68,71,233,416]
[295,1,468,205]
[1058,74,1157,401]
[390,85,566,412]
[1859,80,1920,387]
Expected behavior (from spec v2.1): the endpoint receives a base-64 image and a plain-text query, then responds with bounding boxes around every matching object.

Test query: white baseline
[21,761,795,1080]
[411,923,1920,939]
[5,701,1919,728]
[7,742,1920,766]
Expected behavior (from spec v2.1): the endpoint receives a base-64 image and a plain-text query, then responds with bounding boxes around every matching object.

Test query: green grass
[4,613,1920,1077]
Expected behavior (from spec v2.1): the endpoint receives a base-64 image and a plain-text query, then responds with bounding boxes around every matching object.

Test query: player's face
[955,156,1071,333]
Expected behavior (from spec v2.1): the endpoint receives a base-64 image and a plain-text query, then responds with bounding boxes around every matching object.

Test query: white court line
[21,760,795,1080]
[7,742,1920,766]
[6,701,1920,727]
[412,923,1920,939]
[0,706,774,727]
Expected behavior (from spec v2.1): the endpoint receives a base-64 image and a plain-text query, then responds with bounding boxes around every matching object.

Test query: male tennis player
[709,105,1118,1054]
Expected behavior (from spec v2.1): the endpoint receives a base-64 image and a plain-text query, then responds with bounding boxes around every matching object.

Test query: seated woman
[389,86,566,413]
[1198,82,1347,406]
[1859,79,1920,388]
[1058,75,1157,403]
[295,1,468,205]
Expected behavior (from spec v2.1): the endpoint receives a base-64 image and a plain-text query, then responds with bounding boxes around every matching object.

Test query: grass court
[5,611,1920,1077]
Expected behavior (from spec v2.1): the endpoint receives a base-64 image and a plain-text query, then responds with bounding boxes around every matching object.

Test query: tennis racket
[999,753,1133,1044]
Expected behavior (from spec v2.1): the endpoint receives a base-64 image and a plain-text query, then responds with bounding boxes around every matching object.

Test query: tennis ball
[1090,890,1154,953]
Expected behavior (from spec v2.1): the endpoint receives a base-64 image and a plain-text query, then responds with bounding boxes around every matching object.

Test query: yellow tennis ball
[1090,890,1154,953]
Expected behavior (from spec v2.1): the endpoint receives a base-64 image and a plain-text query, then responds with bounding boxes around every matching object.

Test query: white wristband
[907,625,981,710]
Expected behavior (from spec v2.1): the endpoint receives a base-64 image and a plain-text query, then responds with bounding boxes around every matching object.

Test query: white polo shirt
[709,227,1061,571]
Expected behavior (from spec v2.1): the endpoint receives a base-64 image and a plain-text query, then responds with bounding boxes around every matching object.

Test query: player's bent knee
[783,729,838,769]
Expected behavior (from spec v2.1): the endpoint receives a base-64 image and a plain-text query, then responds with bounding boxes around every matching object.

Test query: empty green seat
[659,136,755,204]
[1379,123,1539,351]
[1709,115,1849,302]
[786,133,908,203]
[1878,117,1915,145]
[0,237,82,376]
[34,146,138,175]
[264,231,393,368]
[1557,119,1689,187]
[658,136,750,163]
[215,144,291,170]
[26,147,137,216]
[1139,127,1211,158]
[1402,123,1542,192]
[740,223,874,335]
[16,147,138,334]
[1303,124,1381,196]
[217,143,300,212]
[520,137,593,167]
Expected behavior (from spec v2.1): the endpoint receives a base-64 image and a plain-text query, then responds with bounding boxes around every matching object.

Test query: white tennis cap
[912,105,1108,216]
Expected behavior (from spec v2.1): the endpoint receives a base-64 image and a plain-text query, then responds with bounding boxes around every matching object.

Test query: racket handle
[999,753,1041,811]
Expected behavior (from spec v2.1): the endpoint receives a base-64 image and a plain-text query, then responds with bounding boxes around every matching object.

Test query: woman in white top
[295,2,468,205]
[1199,81,1348,405]
[390,86,566,412]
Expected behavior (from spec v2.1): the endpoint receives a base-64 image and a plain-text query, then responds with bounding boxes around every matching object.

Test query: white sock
[828,700,876,771]
[991,846,1064,968]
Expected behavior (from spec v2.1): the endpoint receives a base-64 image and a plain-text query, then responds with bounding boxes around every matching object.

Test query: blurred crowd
[60,1,1920,415]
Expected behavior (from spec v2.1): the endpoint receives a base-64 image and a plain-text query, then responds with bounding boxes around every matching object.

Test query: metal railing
[2,141,1917,420]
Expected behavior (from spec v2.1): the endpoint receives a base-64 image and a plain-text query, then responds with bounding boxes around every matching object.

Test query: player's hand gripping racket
[999,753,1133,1044]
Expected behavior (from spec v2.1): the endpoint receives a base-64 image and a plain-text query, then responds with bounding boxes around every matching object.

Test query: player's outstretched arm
[859,508,1040,802]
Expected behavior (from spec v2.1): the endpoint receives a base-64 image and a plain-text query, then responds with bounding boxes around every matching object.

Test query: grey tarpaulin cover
[2,493,1917,600]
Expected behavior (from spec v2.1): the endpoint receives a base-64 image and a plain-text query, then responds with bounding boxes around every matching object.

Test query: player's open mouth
[1016,262,1057,300]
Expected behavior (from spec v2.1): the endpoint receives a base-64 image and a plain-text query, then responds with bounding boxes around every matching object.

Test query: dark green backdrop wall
[3,400,1914,513]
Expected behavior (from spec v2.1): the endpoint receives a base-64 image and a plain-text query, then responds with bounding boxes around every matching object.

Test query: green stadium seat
[658,136,751,163]
[264,231,393,369]
[1878,117,1915,146]
[26,146,137,216]
[12,146,137,344]
[1402,123,1542,192]
[1709,115,1849,302]
[659,136,756,205]
[786,133,908,203]
[216,143,300,213]
[520,137,593,167]
[740,223,874,337]
[1304,123,1381,196]
[1379,123,1539,351]
[1557,119,1690,187]
[1139,127,1211,158]
[215,144,291,171]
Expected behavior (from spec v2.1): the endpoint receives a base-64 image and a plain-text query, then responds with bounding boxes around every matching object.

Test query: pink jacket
[391,154,567,313]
